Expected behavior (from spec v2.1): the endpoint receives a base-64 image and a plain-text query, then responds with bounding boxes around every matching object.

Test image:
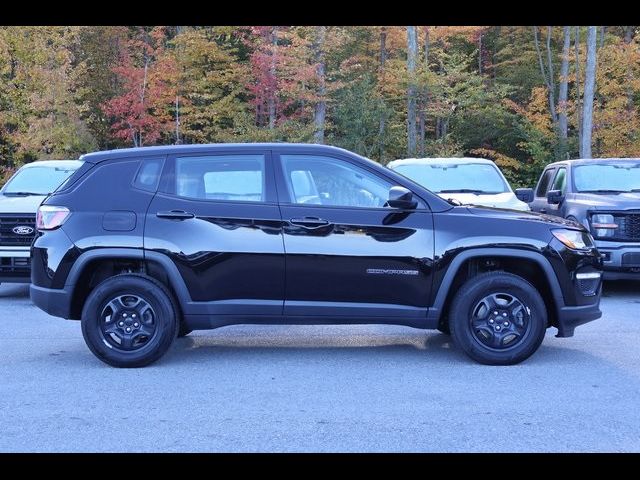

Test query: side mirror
[515,188,534,203]
[547,189,564,205]
[387,186,417,209]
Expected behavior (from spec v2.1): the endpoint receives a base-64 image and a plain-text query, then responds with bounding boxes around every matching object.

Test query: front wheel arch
[432,250,562,333]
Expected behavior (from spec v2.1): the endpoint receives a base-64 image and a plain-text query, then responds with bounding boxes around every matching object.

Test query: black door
[546,166,567,217]
[274,150,434,319]
[144,149,285,316]
[531,167,557,214]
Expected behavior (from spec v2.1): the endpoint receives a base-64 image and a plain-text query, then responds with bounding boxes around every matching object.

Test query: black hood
[464,205,586,230]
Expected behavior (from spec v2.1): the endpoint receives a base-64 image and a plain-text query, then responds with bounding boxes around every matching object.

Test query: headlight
[590,213,618,238]
[552,229,594,250]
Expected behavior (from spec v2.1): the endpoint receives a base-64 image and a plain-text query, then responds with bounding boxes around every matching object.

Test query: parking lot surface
[1,281,639,452]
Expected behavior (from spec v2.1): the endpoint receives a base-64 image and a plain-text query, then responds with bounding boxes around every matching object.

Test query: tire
[81,274,179,368]
[449,271,547,365]
[177,323,192,338]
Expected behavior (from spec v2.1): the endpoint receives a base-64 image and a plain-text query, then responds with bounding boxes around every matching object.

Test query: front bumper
[555,293,602,337]
[0,246,31,283]
[595,240,640,278]
[30,284,73,319]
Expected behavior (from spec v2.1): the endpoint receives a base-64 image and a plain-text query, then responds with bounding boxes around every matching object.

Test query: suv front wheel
[81,274,179,368]
[449,271,547,365]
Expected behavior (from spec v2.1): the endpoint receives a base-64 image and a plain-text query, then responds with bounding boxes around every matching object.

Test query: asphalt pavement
[1,281,639,452]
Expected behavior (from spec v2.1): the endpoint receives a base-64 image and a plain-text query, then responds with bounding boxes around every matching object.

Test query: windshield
[3,165,80,195]
[392,162,509,194]
[573,162,640,192]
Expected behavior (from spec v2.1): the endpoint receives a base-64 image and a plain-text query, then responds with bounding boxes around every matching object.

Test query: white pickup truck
[0,160,82,285]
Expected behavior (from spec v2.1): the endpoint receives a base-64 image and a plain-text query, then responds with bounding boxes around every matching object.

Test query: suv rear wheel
[81,274,179,368]
[449,271,547,365]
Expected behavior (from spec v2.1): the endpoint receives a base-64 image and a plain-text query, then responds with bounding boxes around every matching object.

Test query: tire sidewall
[450,274,547,365]
[81,276,178,367]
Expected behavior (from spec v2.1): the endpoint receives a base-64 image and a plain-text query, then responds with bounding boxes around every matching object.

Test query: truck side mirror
[546,189,564,205]
[515,188,534,203]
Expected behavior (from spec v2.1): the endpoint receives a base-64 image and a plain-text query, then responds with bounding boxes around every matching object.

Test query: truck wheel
[449,271,547,365]
[81,274,179,368]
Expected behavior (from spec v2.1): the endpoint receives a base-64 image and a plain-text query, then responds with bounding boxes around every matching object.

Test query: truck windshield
[392,163,509,194]
[3,165,80,195]
[574,162,640,193]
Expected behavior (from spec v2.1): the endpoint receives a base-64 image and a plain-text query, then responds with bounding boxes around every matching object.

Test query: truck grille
[620,214,640,241]
[0,214,36,246]
[0,256,31,275]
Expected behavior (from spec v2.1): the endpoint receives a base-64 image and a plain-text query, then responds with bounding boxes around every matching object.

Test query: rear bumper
[30,284,73,319]
[555,296,602,337]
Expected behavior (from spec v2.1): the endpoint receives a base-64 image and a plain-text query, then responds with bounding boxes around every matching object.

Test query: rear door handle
[539,208,547,214]
[157,210,195,220]
[290,217,331,228]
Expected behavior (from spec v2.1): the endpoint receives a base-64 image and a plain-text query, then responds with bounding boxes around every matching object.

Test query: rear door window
[174,154,266,203]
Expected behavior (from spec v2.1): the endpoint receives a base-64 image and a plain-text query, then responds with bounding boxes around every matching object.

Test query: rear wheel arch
[68,249,189,321]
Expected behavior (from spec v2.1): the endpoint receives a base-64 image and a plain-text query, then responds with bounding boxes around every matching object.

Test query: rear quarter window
[55,162,94,193]
[133,157,165,192]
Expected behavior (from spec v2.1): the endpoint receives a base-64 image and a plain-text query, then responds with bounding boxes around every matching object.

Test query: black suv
[30,144,603,367]
[517,158,640,280]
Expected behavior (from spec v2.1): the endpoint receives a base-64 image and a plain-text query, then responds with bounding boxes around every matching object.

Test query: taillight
[36,205,70,230]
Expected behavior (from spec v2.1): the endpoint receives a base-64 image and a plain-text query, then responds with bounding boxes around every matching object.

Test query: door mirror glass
[387,186,417,209]
[515,188,534,203]
[547,189,564,205]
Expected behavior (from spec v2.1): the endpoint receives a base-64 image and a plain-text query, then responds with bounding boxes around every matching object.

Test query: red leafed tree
[245,26,317,130]
[102,27,178,147]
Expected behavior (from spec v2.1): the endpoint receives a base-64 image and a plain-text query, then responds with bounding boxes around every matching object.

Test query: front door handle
[157,210,195,220]
[540,208,547,214]
[290,217,331,228]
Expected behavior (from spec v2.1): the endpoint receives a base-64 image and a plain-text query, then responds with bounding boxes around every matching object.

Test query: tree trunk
[268,27,277,130]
[378,27,387,161]
[558,26,571,156]
[624,26,635,44]
[478,30,482,74]
[574,26,582,156]
[533,26,558,127]
[581,26,598,159]
[418,112,425,156]
[418,26,429,156]
[491,26,501,82]
[175,95,181,145]
[424,26,430,66]
[313,26,326,144]
[623,27,636,113]
[138,55,149,147]
[406,26,418,157]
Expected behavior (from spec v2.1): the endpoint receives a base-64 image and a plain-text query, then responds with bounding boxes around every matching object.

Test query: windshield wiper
[580,189,628,194]
[2,191,45,196]
[439,189,490,194]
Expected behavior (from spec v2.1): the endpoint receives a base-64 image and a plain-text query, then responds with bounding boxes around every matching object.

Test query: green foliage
[0,25,639,182]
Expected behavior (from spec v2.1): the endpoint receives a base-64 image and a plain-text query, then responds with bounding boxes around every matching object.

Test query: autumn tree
[0,26,96,163]
[170,27,249,144]
[102,26,179,147]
